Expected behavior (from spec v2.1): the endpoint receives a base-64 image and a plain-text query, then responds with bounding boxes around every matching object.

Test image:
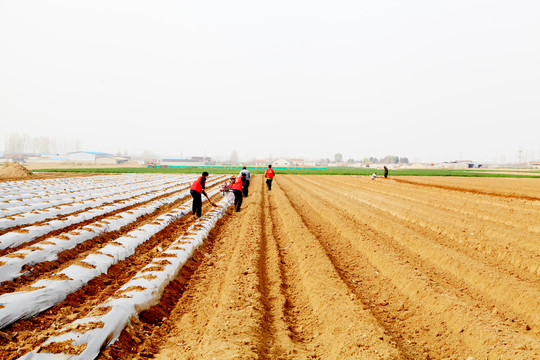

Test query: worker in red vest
[190,171,216,217]
[265,165,275,190]
[232,172,246,212]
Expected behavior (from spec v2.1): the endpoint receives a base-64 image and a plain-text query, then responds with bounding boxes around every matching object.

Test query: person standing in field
[383,166,388,178]
[239,166,251,197]
[265,164,275,190]
[232,172,246,212]
[190,171,216,217]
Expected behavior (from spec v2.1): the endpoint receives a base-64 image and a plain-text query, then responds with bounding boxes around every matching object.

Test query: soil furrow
[298,176,540,328]
[258,177,305,358]
[303,175,540,280]
[281,175,540,358]
[282,175,538,358]
[333,176,540,234]
[266,179,401,359]
[328,176,540,253]
[392,177,540,201]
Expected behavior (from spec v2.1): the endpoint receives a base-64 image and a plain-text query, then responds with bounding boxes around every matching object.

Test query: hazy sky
[1,1,539,163]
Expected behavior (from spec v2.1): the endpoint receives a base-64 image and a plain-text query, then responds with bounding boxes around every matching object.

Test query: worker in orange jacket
[232,172,246,212]
[265,165,275,190]
[190,172,216,217]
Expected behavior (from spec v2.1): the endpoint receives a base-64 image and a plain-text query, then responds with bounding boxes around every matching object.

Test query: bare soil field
[1,174,539,359]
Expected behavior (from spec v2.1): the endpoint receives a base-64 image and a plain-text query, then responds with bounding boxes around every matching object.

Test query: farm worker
[239,166,251,197]
[220,176,235,195]
[190,171,216,218]
[265,165,275,190]
[383,166,388,178]
[371,172,378,180]
[232,172,246,212]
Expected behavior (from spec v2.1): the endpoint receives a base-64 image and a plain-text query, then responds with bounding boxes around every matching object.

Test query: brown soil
[0,162,33,178]
[1,175,539,359]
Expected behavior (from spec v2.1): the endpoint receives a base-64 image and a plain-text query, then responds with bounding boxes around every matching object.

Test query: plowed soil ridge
[149,175,539,360]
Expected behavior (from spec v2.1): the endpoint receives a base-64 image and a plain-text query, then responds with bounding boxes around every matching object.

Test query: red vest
[190,176,204,193]
[265,168,274,178]
[232,176,243,191]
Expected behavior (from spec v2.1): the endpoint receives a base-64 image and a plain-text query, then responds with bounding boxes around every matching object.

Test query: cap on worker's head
[202,171,209,177]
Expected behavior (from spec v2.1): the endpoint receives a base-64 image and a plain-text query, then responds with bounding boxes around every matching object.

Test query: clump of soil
[0,162,33,178]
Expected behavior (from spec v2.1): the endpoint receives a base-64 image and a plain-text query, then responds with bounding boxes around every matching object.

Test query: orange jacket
[232,176,244,191]
[265,168,275,179]
[190,176,205,193]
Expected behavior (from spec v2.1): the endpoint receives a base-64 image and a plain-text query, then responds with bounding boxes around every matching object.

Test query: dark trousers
[233,190,243,212]
[266,178,273,190]
[190,190,202,217]
[243,179,250,197]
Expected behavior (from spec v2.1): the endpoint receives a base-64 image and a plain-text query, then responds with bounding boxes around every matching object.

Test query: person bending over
[190,171,216,217]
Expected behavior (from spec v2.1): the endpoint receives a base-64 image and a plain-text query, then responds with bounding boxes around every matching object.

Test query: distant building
[288,158,305,166]
[160,156,213,167]
[95,156,129,165]
[529,161,540,169]
[442,160,482,169]
[68,151,113,162]
[273,159,291,167]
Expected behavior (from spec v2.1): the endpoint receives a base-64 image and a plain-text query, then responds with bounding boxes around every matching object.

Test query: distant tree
[347,158,355,163]
[399,157,409,164]
[381,155,399,164]
[5,132,80,154]
[368,157,379,164]
[334,153,343,163]
[318,158,330,165]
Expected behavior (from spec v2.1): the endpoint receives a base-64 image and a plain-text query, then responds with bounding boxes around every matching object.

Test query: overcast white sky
[1,1,539,163]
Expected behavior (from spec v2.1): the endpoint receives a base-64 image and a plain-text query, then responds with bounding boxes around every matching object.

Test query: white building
[67,151,114,162]
[95,156,129,165]
[272,159,291,167]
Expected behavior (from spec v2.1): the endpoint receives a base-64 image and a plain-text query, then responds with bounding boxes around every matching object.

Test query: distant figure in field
[265,164,275,190]
[383,166,388,178]
[232,172,246,212]
[190,171,216,217]
[371,172,378,180]
[239,166,251,197]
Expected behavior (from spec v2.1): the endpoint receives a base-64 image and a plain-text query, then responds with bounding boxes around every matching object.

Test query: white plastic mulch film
[0,175,226,330]
[18,192,234,360]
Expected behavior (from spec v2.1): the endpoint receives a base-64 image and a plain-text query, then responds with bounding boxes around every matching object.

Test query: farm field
[0,174,539,359]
